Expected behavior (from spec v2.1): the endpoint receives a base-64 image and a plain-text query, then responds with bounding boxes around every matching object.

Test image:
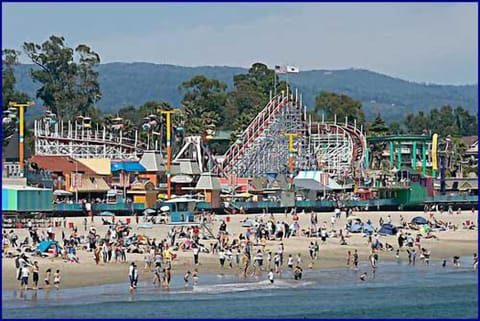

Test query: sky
[2,2,478,85]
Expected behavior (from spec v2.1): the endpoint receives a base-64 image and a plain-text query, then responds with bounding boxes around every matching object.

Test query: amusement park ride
[31,87,369,184]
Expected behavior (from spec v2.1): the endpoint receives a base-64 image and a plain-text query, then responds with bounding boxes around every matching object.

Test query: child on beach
[53,269,61,290]
[346,251,351,267]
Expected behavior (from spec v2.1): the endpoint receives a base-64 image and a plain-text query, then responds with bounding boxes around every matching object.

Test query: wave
[192,278,314,294]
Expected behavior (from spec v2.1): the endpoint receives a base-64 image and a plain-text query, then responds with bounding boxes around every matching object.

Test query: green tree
[23,35,101,120]
[225,62,288,137]
[2,49,30,149]
[314,91,365,125]
[388,121,404,135]
[404,111,429,134]
[367,114,389,136]
[180,75,227,135]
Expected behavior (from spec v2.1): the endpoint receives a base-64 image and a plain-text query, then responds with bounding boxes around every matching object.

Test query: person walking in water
[32,261,39,290]
[184,271,191,288]
[346,251,351,267]
[53,269,61,290]
[44,268,52,289]
[129,262,138,290]
[268,269,275,284]
[353,249,359,270]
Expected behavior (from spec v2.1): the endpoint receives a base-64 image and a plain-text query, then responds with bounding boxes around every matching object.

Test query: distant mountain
[14,63,477,122]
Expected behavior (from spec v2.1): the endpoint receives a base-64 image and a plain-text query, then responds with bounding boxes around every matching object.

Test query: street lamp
[9,101,35,177]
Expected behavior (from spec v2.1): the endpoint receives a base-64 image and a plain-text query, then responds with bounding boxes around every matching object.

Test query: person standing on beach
[53,269,61,290]
[184,271,191,288]
[308,242,315,260]
[353,250,359,270]
[287,254,294,269]
[241,251,250,278]
[20,265,30,290]
[32,261,39,290]
[267,251,272,270]
[129,262,138,290]
[193,246,200,266]
[473,253,478,270]
[346,250,351,267]
[218,249,226,268]
[152,263,161,286]
[44,268,51,289]
[193,269,199,285]
[314,241,319,260]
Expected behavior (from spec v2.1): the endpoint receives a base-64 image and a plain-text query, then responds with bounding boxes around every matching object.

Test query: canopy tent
[111,161,146,172]
[37,240,62,253]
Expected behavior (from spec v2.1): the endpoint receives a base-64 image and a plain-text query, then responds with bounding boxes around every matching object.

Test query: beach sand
[2,210,478,290]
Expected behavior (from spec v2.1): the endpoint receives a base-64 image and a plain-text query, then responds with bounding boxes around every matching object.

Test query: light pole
[158,109,179,200]
[9,101,35,177]
[284,132,298,190]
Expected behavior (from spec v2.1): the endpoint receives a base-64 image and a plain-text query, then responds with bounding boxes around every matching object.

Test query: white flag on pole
[286,65,300,73]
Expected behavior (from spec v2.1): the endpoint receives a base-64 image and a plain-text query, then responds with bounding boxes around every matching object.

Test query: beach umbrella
[100,211,115,217]
[143,208,156,215]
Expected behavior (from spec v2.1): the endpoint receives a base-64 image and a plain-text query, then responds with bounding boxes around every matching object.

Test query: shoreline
[2,210,478,291]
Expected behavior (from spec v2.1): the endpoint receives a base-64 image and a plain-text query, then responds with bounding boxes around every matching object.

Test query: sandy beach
[2,210,478,290]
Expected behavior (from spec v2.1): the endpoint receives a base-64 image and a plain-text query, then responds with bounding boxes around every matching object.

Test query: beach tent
[362,223,375,234]
[37,240,62,253]
[349,223,363,233]
[378,223,398,236]
[410,216,428,225]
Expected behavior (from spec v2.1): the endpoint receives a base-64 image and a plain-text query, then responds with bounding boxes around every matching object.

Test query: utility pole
[9,101,35,178]
[158,109,179,200]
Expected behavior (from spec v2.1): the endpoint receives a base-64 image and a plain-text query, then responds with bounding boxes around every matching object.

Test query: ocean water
[2,258,478,319]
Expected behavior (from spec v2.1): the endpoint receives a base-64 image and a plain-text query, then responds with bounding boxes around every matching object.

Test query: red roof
[28,155,96,175]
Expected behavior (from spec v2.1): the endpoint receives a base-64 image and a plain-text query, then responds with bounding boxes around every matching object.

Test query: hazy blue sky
[2,2,478,85]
